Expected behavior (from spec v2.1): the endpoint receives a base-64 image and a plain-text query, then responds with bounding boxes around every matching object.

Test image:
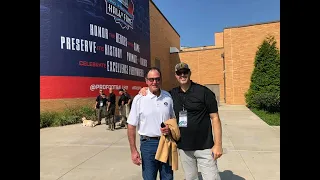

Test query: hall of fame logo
[105,0,134,30]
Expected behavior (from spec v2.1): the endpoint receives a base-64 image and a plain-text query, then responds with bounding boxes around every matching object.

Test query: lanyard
[179,92,187,111]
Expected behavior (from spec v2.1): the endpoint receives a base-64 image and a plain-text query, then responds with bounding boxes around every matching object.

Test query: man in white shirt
[127,67,175,180]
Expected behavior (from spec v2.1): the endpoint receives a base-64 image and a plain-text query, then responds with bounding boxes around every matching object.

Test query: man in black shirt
[106,88,116,131]
[118,89,128,128]
[95,89,108,125]
[139,63,223,180]
[171,62,222,180]
[123,88,132,116]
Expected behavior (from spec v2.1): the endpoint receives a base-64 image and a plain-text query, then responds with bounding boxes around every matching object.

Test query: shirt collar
[147,88,163,99]
[178,81,195,93]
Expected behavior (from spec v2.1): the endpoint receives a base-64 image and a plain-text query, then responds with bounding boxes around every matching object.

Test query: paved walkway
[40,105,280,180]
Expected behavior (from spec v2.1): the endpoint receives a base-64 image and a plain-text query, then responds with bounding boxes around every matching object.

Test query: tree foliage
[245,36,280,112]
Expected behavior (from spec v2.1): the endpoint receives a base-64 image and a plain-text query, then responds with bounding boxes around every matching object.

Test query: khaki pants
[106,105,115,130]
[96,107,106,123]
[119,105,128,128]
[179,149,221,180]
[125,104,130,118]
[119,105,126,117]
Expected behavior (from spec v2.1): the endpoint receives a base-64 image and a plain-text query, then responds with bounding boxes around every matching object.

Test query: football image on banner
[40,0,150,99]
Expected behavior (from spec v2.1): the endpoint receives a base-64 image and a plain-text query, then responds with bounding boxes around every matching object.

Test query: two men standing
[131,63,223,180]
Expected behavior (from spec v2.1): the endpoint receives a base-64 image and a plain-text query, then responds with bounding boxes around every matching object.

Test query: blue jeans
[140,137,173,180]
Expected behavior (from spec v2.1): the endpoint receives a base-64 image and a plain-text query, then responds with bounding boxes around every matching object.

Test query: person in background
[118,89,128,127]
[123,88,132,117]
[95,89,107,125]
[106,88,116,131]
[127,67,175,180]
[139,62,223,180]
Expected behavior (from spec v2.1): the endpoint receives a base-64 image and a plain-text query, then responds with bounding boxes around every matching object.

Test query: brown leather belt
[140,135,161,140]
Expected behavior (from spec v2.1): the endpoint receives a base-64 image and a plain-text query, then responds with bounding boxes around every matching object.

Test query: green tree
[245,35,280,112]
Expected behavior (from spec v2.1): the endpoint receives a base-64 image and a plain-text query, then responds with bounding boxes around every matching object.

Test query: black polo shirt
[170,81,218,151]
[108,92,116,105]
[95,95,108,109]
[118,94,128,106]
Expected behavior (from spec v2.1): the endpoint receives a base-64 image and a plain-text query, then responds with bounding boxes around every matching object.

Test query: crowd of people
[94,88,131,131]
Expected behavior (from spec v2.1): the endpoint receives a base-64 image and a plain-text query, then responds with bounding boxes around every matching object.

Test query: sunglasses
[146,77,161,82]
[176,69,190,76]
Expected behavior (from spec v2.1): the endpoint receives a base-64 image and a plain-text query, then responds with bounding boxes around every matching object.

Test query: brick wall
[214,32,224,48]
[177,21,280,105]
[40,96,125,114]
[40,0,181,112]
[149,1,180,91]
[40,98,94,112]
[224,21,280,104]
[169,53,181,88]
[178,48,225,102]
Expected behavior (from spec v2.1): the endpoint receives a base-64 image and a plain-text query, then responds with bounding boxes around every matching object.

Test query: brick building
[178,21,280,105]
[40,0,280,111]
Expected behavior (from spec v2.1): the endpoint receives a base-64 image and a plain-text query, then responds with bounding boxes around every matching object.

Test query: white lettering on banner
[108,4,122,19]
[61,36,96,53]
[132,86,141,90]
[116,33,127,47]
[127,52,138,64]
[139,57,148,67]
[90,24,108,40]
[129,66,144,77]
[106,60,144,78]
[90,84,124,91]
[106,61,129,74]
[105,44,122,58]
[134,42,140,53]
[123,13,133,25]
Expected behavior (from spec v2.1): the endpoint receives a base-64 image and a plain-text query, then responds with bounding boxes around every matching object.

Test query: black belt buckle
[141,135,160,140]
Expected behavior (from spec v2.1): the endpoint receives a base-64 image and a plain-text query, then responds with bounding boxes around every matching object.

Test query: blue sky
[152,0,280,47]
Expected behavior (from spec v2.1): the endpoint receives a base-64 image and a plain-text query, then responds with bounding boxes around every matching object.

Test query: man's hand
[210,112,223,160]
[128,124,141,165]
[131,150,142,166]
[160,124,170,135]
[138,87,148,96]
[211,145,223,160]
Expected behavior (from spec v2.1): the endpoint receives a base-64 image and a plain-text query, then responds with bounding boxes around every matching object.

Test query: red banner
[40,76,146,99]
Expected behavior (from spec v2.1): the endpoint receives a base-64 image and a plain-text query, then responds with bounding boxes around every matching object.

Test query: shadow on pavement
[196,170,245,180]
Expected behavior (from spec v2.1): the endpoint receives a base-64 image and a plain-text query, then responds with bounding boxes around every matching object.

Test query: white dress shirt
[127,89,175,137]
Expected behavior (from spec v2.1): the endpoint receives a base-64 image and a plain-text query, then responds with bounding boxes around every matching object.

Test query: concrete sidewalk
[40,105,280,180]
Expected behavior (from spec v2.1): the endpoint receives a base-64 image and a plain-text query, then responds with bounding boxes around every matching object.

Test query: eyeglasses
[146,77,161,82]
[176,69,190,76]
